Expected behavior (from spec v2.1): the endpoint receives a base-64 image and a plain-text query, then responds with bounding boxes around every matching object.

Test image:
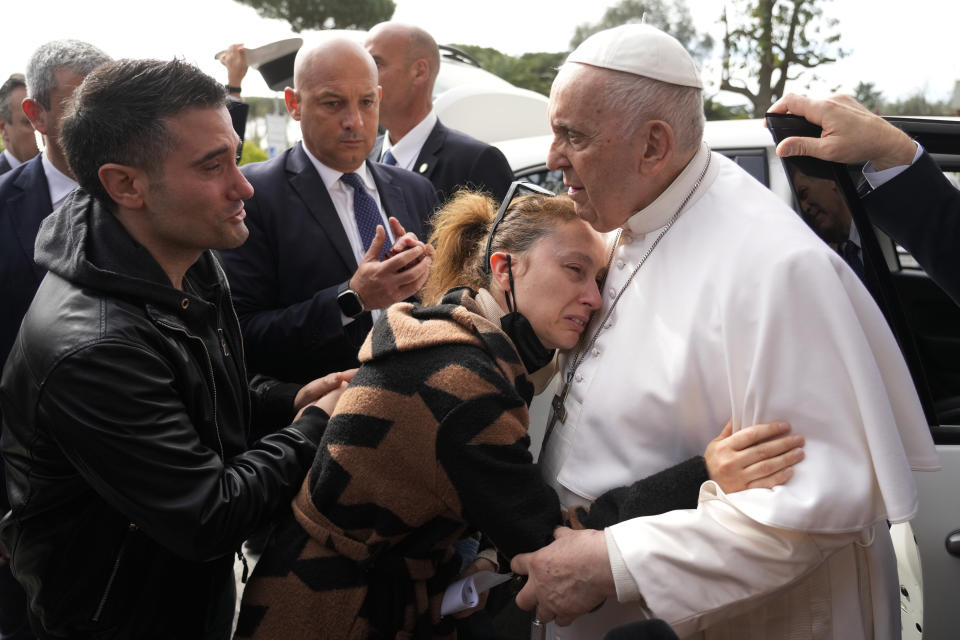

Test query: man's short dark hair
[61,58,228,208]
[0,73,27,123]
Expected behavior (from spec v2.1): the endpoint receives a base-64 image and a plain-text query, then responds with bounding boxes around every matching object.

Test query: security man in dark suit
[0,39,111,640]
[0,74,39,176]
[365,22,514,205]
[219,37,438,385]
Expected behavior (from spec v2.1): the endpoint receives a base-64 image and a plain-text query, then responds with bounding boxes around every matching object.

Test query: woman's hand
[705,420,804,492]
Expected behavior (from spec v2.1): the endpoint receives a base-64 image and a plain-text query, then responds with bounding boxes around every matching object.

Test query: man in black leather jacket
[0,58,349,639]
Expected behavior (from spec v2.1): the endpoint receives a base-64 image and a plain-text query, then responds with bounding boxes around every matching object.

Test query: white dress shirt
[41,153,77,210]
[380,109,438,173]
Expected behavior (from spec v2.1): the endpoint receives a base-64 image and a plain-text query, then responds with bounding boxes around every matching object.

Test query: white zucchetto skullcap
[566,23,702,89]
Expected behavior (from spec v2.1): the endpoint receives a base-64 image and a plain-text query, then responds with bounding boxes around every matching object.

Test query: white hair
[564,62,704,153]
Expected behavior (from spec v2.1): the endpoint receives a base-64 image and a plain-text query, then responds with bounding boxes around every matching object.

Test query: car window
[715,148,769,187]
[514,166,565,194]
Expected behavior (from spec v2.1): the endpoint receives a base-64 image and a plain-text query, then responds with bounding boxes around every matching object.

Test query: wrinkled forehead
[550,64,611,113]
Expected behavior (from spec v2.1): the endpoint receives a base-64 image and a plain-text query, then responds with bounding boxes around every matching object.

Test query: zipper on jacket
[214,258,254,439]
[92,522,137,623]
[154,318,225,460]
[217,327,231,357]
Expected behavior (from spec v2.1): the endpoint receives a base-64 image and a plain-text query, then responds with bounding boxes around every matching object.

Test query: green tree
[240,139,269,165]
[232,0,395,32]
[853,82,884,113]
[451,45,565,96]
[571,0,714,61]
[704,96,752,120]
[720,0,845,117]
[883,91,951,117]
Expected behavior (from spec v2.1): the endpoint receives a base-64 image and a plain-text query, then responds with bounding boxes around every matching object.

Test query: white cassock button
[605,322,613,330]
[608,288,616,299]
[575,373,583,383]
[592,348,600,357]
[617,260,625,269]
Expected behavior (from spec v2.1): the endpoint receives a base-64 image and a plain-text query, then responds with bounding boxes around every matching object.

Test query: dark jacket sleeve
[863,151,960,305]
[466,144,514,203]
[248,374,300,441]
[219,177,371,383]
[569,457,709,530]
[39,340,328,562]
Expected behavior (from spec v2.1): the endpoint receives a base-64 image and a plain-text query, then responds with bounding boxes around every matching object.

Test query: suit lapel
[11,158,53,281]
[368,161,422,237]
[414,121,446,181]
[286,144,357,270]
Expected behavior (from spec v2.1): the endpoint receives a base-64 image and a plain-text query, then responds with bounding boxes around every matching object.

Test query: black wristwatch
[337,280,365,318]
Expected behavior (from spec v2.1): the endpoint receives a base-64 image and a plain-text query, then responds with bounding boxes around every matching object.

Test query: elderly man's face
[546,65,646,232]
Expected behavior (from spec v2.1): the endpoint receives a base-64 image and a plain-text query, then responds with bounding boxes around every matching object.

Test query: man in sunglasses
[509,24,937,640]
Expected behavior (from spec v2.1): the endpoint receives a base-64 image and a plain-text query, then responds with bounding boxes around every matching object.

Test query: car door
[769,115,960,640]
[873,117,960,640]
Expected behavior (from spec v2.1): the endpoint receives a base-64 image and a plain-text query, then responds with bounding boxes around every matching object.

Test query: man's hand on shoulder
[350,218,433,310]
[511,527,616,626]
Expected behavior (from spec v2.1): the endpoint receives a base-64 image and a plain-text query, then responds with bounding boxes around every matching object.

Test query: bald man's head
[365,23,439,136]
[285,38,381,172]
[293,38,379,92]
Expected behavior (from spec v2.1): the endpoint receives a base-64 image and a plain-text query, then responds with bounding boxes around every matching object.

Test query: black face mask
[500,255,554,373]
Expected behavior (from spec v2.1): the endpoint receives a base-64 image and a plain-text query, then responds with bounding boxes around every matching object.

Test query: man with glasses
[508,24,937,640]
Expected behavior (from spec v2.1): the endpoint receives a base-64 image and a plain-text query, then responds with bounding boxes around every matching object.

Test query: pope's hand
[511,527,615,626]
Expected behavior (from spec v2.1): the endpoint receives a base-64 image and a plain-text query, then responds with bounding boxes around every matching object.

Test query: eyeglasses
[483,180,556,273]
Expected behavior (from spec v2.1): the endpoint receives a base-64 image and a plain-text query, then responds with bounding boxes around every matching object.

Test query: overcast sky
[5,0,959,106]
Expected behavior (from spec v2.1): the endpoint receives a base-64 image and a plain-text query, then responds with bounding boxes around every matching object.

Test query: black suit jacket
[220,143,438,384]
[0,155,53,371]
[370,119,514,204]
[864,151,960,304]
[0,154,53,512]
[0,153,12,176]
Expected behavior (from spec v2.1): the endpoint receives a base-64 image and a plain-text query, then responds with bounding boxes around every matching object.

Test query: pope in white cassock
[510,24,940,640]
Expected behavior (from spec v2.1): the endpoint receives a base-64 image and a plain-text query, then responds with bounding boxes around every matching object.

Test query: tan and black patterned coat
[235,289,709,639]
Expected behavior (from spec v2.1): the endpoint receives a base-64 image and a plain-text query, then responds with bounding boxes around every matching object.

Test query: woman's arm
[572,421,804,530]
